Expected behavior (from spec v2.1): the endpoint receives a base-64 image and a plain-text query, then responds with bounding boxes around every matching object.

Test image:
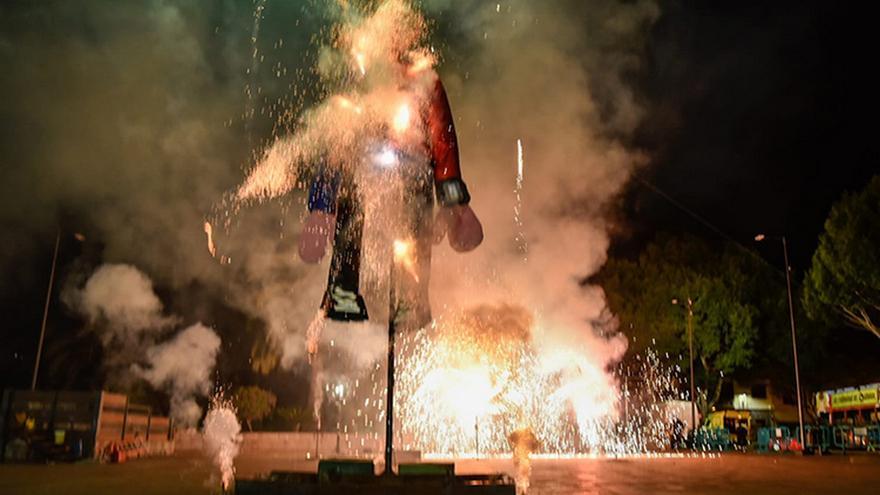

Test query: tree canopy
[804,175,880,338]
[234,385,277,431]
[597,234,765,412]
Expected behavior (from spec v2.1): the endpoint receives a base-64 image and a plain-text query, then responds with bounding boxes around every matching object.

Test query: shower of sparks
[203,394,242,491]
[395,306,623,455]
[305,316,689,459]
[397,327,687,456]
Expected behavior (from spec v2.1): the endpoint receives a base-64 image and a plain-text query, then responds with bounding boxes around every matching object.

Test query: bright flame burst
[391,103,411,134]
[393,239,419,282]
[397,305,625,455]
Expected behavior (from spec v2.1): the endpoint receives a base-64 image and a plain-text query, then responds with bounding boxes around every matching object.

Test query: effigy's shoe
[322,285,369,322]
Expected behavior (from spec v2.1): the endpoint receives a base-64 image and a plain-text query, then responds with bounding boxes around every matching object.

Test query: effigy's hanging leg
[390,176,434,333]
[322,183,369,321]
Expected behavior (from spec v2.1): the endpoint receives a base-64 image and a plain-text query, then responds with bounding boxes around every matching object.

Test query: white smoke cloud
[66,263,221,426]
[70,264,176,340]
[135,323,221,426]
[423,0,659,363]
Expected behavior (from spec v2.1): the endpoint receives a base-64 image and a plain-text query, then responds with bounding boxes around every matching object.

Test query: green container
[398,463,454,477]
[318,459,375,482]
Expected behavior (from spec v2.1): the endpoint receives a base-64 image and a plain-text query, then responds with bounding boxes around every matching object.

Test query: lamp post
[31,229,60,391]
[755,234,806,449]
[673,297,697,435]
[384,240,410,476]
[31,230,84,391]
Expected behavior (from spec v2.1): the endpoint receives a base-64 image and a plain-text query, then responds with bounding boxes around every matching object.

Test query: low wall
[177,431,390,459]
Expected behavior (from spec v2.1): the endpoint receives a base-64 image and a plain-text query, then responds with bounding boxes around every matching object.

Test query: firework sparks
[397,305,618,455]
[203,395,242,491]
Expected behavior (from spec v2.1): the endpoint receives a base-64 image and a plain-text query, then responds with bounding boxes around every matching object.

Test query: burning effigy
[229,0,482,332]
[214,0,666,477]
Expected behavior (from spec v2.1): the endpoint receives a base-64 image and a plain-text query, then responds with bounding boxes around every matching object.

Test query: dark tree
[804,176,880,338]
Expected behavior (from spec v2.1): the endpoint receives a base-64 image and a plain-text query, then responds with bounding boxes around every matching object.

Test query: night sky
[625,1,877,267]
[1,1,877,393]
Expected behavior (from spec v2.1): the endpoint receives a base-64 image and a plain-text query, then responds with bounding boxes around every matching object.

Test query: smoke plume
[65,263,221,425]
[135,323,221,426]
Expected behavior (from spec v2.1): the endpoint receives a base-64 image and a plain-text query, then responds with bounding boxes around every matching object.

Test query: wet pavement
[2,452,879,494]
[455,454,880,495]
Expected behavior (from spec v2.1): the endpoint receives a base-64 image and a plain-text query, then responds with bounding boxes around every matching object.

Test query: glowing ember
[393,239,419,282]
[203,221,217,258]
[516,138,524,180]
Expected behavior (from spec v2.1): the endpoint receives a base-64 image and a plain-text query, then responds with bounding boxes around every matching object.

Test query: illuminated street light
[755,233,806,450]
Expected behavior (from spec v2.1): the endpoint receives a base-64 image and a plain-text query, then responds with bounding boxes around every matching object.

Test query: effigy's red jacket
[308,77,470,212]
[428,79,460,183]
[427,78,470,206]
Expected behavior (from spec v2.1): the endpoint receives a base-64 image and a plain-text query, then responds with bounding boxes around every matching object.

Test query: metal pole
[687,299,696,434]
[475,417,479,456]
[32,228,61,391]
[782,236,806,448]
[384,259,397,475]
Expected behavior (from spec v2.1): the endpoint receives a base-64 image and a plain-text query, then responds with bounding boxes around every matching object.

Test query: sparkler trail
[514,139,527,257]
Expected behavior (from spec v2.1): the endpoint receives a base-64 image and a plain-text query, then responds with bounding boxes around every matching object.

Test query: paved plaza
[2,452,879,495]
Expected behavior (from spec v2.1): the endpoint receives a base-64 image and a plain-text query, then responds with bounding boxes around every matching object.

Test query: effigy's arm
[429,78,470,207]
[428,78,483,252]
[307,166,340,213]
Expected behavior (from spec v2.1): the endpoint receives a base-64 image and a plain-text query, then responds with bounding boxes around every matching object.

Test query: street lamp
[31,229,84,390]
[672,297,697,436]
[755,233,806,449]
